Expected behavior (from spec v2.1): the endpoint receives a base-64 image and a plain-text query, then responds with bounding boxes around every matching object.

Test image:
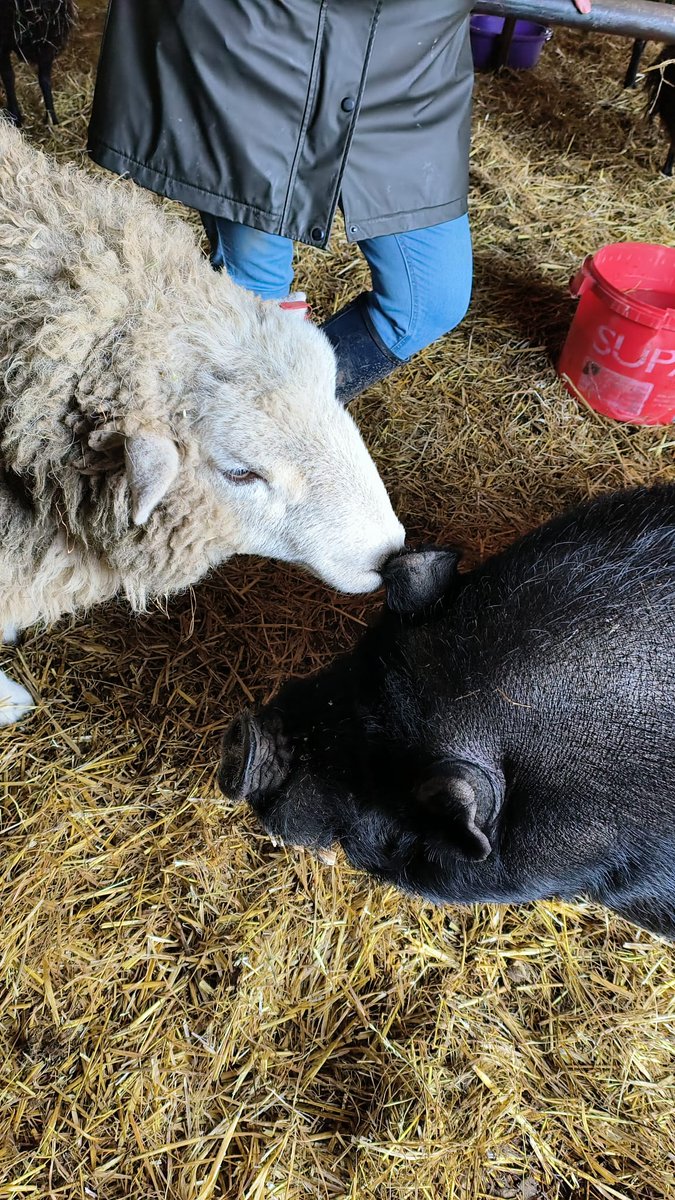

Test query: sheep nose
[218,713,256,799]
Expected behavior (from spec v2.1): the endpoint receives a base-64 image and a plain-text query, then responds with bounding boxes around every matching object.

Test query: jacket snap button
[341,96,356,112]
[310,226,325,242]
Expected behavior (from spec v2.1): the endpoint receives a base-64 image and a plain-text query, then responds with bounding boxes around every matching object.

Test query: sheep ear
[125,433,180,526]
[417,761,503,861]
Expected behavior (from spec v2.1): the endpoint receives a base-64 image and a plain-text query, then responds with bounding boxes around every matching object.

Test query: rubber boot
[320,294,400,405]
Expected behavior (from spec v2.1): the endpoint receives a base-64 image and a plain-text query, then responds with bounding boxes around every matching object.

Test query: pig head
[220,546,509,891]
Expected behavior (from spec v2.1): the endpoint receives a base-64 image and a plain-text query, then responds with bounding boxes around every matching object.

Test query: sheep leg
[0,627,34,725]
[37,53,57,125]
[623,39,646,89]
[0,670,34,727]
[662,144,675,177]
[0,52,22,127]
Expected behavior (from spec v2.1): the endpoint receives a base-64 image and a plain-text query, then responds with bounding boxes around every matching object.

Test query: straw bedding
[1,7,674,1198]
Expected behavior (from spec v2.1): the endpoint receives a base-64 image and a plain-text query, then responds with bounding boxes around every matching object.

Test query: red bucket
[557,242,675,425]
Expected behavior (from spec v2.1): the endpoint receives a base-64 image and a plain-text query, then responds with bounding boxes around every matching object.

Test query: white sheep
[0,122,405,725]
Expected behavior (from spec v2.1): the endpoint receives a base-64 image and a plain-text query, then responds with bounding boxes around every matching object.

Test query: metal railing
[472,0,675,42]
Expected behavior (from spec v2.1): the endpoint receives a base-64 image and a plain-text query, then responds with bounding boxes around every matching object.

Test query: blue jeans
[200,212,473,362]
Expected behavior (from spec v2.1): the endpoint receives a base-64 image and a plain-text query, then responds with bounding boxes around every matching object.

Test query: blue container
[470,15,552,71]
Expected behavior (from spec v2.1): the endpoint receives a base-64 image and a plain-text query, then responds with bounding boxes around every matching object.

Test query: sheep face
[142,304,406,594]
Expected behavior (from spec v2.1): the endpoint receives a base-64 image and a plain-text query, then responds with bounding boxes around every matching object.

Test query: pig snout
[218,714,255,799]
[218,712,338,865]
[218,712,290,801]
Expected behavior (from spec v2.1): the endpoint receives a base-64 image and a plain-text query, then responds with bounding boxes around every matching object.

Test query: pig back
[445,485,675,868]
[391,486,675,883]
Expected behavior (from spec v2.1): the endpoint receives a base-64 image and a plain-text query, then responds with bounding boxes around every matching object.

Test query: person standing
[88,0,590,404]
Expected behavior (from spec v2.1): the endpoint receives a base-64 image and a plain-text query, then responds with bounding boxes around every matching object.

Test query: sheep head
[82,294,405,596]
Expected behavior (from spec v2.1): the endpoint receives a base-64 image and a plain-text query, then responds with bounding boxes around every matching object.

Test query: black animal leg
[662,144,674,177]
[37,53,57,124]
[624,39,646,89]
[0,52,22,126]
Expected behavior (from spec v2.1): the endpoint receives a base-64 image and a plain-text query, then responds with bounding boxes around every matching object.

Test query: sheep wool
[1,120,246,626]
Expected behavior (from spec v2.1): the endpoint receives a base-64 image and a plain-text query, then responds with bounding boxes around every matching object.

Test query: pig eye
[221,467,264,485]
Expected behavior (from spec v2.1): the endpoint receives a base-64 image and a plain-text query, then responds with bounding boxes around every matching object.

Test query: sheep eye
[222,467,262,485]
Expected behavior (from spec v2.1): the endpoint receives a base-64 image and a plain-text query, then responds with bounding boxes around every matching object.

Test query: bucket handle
[568,253,671,330]
[569,255,594,300]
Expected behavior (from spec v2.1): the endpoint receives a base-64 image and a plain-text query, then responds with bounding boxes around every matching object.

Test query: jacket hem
[87,140,469,248]
[88,138,286,229]
[342,196,469,243]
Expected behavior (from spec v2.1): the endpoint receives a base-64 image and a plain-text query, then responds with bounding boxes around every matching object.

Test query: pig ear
[382,548,460,616]
[417,761,503,861]
[125,432,181,526]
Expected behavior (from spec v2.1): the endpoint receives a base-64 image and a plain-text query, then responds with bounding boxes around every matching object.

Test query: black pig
[219,485,675,938]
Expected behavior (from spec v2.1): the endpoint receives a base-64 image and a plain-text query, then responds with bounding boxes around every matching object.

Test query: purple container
[470,15,552,71]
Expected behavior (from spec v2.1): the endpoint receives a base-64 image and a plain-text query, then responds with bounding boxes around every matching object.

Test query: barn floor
[1,6,675,1199]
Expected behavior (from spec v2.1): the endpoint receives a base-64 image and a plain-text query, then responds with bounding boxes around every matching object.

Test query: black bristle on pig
[0,0,76,127]
[646,43,675,177]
